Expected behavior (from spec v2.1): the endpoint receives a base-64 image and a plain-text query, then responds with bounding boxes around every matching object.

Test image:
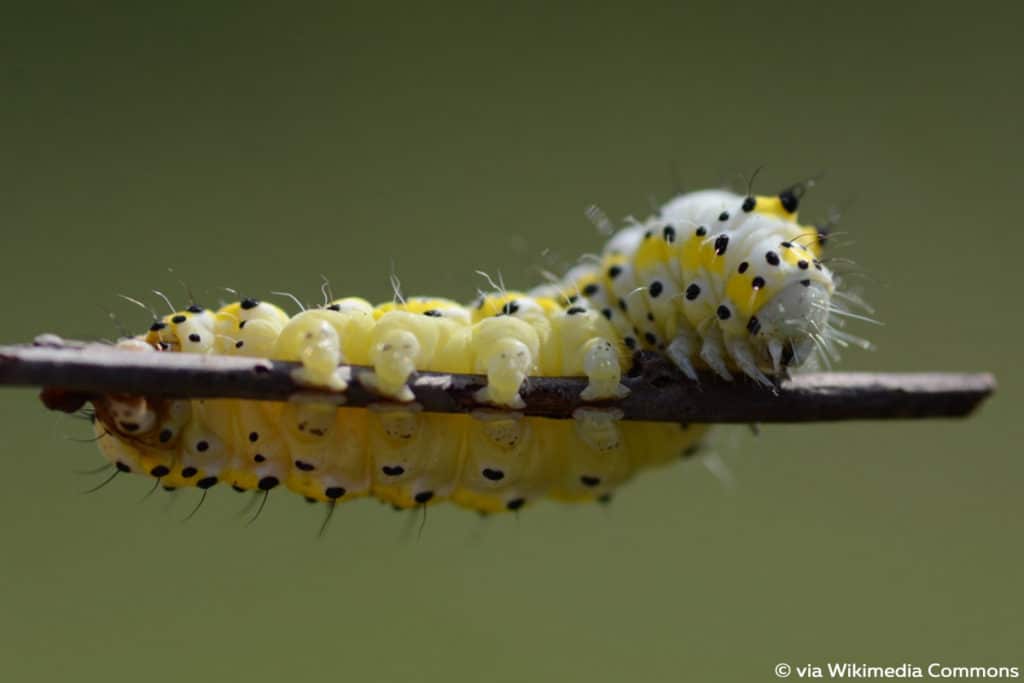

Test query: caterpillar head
[711,209,840,377]
[749,275,834,374]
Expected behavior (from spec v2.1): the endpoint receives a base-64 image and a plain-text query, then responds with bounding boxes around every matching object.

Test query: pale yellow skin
[280,402,371,503]
[95,293,705,512]
[93,393,706,512]
[213,300,290,358]
[366,406,465,508]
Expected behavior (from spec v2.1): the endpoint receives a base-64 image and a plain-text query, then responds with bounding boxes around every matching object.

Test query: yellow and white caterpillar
[87,184,866,515]
[95,293,701,512]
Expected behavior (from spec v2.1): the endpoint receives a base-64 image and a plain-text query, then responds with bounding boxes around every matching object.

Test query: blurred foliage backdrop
[1,2,1020,681]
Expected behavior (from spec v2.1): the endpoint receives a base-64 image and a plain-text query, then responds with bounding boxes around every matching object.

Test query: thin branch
[0,336,995,423]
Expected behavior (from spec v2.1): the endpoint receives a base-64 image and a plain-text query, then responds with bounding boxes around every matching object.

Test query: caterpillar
[86,182,866,516]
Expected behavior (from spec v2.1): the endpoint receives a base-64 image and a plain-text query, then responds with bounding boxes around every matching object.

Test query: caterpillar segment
[362,305,473,402]
[272,301,375,391]
[213,299,292,357]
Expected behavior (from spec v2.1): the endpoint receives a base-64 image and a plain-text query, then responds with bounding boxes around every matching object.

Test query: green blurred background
[1,2,1020,681]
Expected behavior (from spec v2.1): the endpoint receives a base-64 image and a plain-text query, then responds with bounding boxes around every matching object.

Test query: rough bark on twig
[0,336,996,424]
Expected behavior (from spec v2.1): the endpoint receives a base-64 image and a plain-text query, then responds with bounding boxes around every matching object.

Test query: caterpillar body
[89,184,861,515]
[540,187,836,385]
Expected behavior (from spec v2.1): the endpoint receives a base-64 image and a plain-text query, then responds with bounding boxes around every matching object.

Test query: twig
[0,336,995,423]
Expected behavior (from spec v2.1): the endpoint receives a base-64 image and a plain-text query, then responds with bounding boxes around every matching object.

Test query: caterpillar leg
[363,328,420,402]
[554,414,633,502]
[579,338,629,401]
[553,308,629,402]
[725,337,773,387]
[764,338,784,376]
[473,337,532,409]
[468,315,542,410]
[698,332,733,381]
[472,409,526,449]
[274,315,349,391]
[371,402,421,440]
[665,332,700,381]
[572,407,624,452]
